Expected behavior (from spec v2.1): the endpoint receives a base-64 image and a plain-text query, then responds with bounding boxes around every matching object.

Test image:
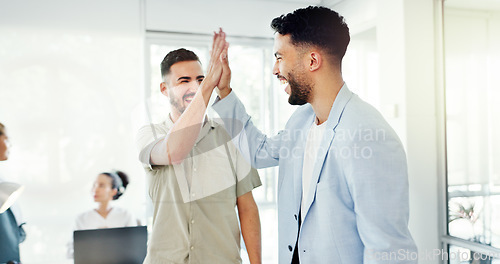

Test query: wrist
[218,87,232,99]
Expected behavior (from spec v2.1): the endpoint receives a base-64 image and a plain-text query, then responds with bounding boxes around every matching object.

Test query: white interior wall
[401,1,441,262]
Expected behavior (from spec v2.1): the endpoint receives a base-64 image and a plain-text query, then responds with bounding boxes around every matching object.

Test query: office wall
[0,0,144,262]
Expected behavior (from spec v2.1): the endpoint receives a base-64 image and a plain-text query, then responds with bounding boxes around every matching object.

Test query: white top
[67,206,138,258]
[74,207,137,230]
[301,120,327,223]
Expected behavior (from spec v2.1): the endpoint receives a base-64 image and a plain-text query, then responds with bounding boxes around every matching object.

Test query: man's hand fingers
[220,42,230,64]
[212,30,226,61]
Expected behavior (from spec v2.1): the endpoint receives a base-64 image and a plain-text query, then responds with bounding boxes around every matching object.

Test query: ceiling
[445,0,500,11]
[259,0,344,7]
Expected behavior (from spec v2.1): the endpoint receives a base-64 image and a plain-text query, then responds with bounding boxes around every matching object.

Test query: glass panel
[444,1,500,249]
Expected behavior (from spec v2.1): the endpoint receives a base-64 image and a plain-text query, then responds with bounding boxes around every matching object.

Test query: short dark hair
[271,6,350,65]
[160,48,200,79]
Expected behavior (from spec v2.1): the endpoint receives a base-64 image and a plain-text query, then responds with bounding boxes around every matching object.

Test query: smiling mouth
[183,93,195,103]
[277,75,288,85]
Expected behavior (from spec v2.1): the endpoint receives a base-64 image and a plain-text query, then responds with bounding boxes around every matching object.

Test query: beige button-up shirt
[136,118,261,264]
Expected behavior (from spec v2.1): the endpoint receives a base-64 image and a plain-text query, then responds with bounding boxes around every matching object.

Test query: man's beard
[170,96,186,114]
[169,92,195,114]
[287,69,313,105]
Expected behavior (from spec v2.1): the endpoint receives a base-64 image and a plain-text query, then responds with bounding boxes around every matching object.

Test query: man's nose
[190,81,200,91]
[272,61,280,76]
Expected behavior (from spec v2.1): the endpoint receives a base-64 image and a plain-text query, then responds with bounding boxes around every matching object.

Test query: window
[144,32,295,264]
[443,1,500,262]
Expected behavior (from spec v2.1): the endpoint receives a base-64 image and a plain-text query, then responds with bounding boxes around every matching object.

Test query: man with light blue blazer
[213,6,417,264]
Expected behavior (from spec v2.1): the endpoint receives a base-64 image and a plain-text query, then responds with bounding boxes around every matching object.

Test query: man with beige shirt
[136,30,262,264]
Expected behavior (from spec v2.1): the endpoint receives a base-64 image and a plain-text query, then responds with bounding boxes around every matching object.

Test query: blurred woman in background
[75,170,137,230]
[67,170,137,258]
[0,122,26,264]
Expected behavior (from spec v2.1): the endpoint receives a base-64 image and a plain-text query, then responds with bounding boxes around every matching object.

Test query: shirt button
[193,167,197,172]
[288,245,293,252]
[191,193,195,197]
[190,246,194,250]
[191,219,195,224]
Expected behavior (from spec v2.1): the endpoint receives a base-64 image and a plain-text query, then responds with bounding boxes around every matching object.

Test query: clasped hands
[201,28,232,99]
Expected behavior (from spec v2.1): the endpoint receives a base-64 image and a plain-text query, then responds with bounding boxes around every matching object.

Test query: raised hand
[201,28,229,93]
[217,36,232,99]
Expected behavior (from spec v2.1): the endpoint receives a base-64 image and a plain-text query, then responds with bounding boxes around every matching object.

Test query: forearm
[213,91,280,169]
[150,86,212,165]
[238,196,262,264]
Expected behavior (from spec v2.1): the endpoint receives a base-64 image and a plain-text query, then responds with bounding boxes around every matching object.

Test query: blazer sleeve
[213,91,282,169]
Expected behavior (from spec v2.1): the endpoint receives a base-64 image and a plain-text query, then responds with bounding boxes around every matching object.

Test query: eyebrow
[176,75,205,82]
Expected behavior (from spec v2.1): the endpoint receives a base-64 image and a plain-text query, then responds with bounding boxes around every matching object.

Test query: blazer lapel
[301,84,354,222]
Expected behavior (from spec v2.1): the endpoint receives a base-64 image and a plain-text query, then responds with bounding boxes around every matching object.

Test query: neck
[96,201,112,215]
[309,69,344,125]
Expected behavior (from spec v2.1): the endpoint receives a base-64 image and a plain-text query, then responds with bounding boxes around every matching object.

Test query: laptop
[74,226,148,264]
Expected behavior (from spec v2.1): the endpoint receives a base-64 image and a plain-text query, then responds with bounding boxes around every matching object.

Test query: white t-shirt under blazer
[301,120,327,223]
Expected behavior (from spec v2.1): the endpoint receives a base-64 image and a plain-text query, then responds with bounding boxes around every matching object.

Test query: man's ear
[160,81,169,97]
[308,51,322,72]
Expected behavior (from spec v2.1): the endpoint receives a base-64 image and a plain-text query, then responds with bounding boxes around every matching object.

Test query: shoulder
[136,121,170,151]
[74,210,97,229]
[284,104,314,129]
[137,121,170,137]
[343,95,384,123]
[340,95,397,135]
[334,95,405,154]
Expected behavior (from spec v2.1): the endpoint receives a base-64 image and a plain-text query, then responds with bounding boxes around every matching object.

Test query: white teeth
[280,79,288,85]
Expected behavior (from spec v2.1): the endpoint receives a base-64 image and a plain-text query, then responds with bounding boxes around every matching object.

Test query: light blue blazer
[213,84,417,264]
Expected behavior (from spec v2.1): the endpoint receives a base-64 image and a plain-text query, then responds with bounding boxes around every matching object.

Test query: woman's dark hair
[0,122,5,136]
[102,170,129,200]
[271,6,350,66]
